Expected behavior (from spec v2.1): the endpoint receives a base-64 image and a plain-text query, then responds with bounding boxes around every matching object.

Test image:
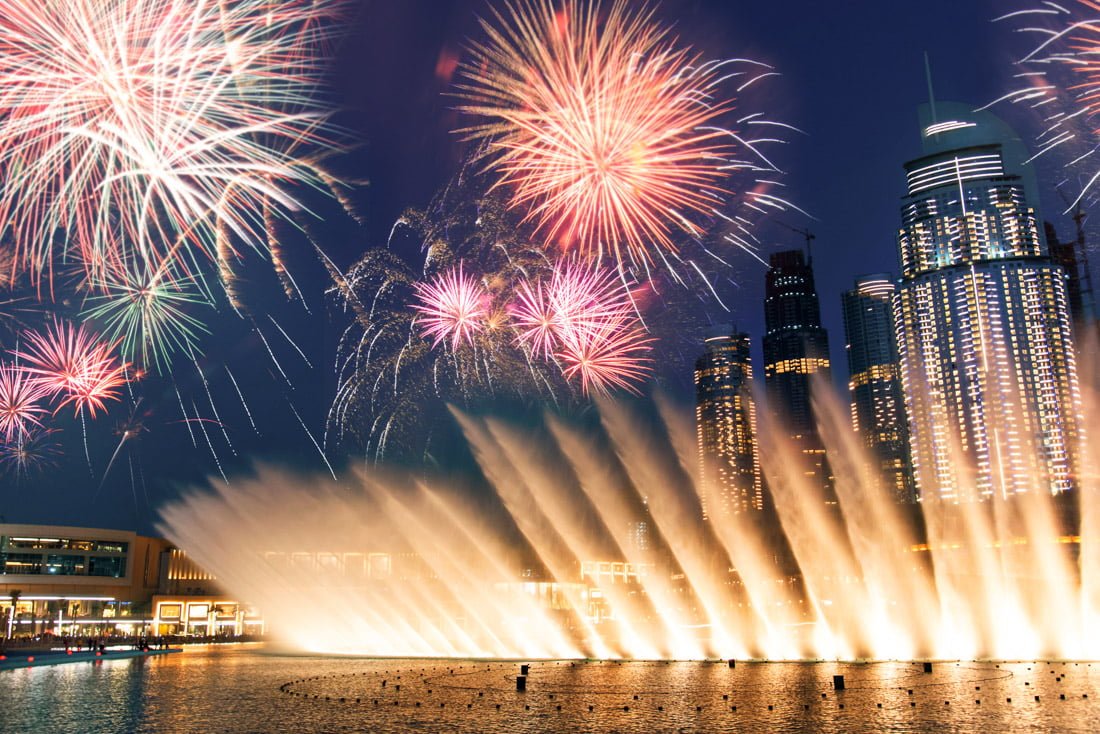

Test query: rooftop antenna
[924,51,939,126]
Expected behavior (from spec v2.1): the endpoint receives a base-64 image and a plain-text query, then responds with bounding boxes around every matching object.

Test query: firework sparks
[457,0,787,268]
[0,0,345,287]
[413,264,490,348]
[0,363,49,442]
[81,258,210,371]
[0,426,60,478]
[557,318,654,396]
[15,319,128,418]
[510,258,638,359]
[994,1,1100,204]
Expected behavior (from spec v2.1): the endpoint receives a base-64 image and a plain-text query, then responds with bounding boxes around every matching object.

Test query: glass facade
[762,250,834,503]
[842,275,915,504]
[694,330,761,520]
[0,534,128,578]
[894,111,1083,502]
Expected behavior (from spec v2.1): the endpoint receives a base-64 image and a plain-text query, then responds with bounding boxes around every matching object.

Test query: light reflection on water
[1,644,1098,733]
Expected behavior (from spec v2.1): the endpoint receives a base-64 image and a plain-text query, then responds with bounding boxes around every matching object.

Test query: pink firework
[510,258,637,356]
[557,318,654,396]
[0,363,49,441]
[16,319,127,417]
[509,279,560,358]
[413,265,489,348]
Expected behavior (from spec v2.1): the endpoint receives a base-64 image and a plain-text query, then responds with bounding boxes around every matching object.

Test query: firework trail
[0,363,49,441]
[0,0,346,291]
[456,0,794,270]
[994,1,1100,205]
[15,319,128,418]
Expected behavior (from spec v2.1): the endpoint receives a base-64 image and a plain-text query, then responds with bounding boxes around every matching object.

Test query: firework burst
[509,259,653,394]
[15,319,128,418]
[413,264,489,348]
[0,363,49,441]
[558,318,654,396]
[82,256,210,371]
[0,0,345,288]
[457,0,790,268]
[0,426,60,478]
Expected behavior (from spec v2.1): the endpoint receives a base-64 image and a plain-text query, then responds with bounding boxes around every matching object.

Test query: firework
[558,319,654,396]
[15,319,128,417]
[994,1,1100,204]
[510,258,639,358]
[0,364,49,442]
[0,0,344,287]
[413,264,490,348]
[457,0,786,268]
[82,257,210,371]
[0,426,60,478]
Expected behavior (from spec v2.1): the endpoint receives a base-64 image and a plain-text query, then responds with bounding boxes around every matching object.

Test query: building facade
[762,250,834,502]
[0,523,262,639]
[894,104,1083,502]
[694,329,762,520]
[841,274,916,503]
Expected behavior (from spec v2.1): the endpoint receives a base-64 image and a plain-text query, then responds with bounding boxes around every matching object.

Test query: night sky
[3,0,1083,533]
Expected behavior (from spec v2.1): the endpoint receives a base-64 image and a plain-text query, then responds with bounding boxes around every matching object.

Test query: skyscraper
[694,329,761,521]
[841,274,915,504]
[762,250,833,502]
[1045,220,1089,325]
[894,103,1083,502]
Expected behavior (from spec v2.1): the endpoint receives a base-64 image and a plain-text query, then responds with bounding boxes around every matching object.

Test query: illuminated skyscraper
[762,250,833,502]
[694,329,761,521]
[894,103,1083,502]
[841,274,915,504]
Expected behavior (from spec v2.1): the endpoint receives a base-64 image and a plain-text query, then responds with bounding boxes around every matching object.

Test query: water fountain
[157,381,1099,660]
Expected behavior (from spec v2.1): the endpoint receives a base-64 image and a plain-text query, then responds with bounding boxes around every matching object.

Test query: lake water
[1,644,1098,733]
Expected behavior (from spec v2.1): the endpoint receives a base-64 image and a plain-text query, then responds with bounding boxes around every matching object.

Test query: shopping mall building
[0,523,262,639]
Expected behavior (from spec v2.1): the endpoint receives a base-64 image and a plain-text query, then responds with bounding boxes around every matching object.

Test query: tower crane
[775,220,816,263]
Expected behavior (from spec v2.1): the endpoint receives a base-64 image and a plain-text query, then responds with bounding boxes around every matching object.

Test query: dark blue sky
[337,0,1058,380]
[6,0,1085,532]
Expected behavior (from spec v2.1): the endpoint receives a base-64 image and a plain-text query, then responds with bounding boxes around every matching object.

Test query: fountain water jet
[157,379,1100,659]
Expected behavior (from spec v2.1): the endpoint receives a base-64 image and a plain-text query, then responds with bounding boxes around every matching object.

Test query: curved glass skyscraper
[894,103,1082,502]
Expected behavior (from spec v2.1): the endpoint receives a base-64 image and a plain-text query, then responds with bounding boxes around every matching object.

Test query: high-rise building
[1045,220,1089,325]
[841,274,915,503]
[694,329,761,520]
[762,250,834,502]
[894,102,1083,502]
